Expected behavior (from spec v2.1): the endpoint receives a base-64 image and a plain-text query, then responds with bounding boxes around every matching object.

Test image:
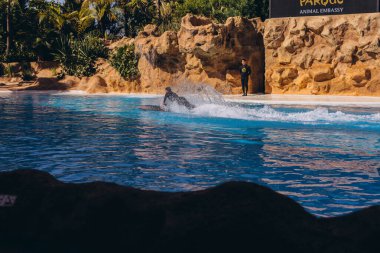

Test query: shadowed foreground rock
[0,170,379,253]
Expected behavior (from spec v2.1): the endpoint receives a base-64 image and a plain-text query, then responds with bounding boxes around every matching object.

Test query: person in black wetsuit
[240,58,252,96]
[163,87,195,110]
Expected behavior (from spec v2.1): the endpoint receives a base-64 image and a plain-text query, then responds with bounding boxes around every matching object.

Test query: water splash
[191,104,380,124]
[165,82,380,125]
[171,81,225,106]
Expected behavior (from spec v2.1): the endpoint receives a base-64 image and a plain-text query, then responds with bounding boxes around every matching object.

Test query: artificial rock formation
[4,13,380,96]
[135,14,265,94]
[74,39,140,94]
[77,58,140,93]
[0,169,379,253]
[0,40,139,93]
[265,13,380,96]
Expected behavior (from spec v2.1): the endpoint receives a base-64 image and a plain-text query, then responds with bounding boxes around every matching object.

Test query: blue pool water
[0,91,380,217]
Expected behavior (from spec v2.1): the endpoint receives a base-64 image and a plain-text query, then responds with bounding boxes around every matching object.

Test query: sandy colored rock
[226,70,241,88]
[345,67,371,87]
[61,76,81,86]
[10,77,22,83]
[23,77,73,90]
[135,14,265,94]
[73,58,140,94]
[79,76,108,93]
[5,13,380,97]
[265,13,380,96]
[108,37,134,50]
[311,64,334,82]
[30,62,61,78]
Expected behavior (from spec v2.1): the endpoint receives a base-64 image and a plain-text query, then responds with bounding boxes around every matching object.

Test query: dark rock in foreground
[0,170,379,253]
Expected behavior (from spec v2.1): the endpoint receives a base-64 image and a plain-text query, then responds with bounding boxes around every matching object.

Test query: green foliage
[0,43,37,62]
[54,34,108,77]
[0,0,269,72]
[110,44,139,81]
[52,67,65,80]
[3,64,13,77]
[82,33,110,59]
[241,0,269,20]
[91,0,119,36]
[176,0,269,23]
[155,1,181,32]
[20,61,35,81]
[57,71,65,80]
[122,0,155,37]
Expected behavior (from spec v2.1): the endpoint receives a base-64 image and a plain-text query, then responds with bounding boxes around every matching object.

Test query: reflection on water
[0,92,380,217]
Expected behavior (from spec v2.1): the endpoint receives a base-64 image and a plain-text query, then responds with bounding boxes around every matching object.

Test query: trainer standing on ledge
[240,58,252,96]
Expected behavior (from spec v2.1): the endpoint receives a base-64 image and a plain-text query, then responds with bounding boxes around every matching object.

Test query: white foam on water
[163,83,380,124]
[227,99,380,108]
[172,103,380,124]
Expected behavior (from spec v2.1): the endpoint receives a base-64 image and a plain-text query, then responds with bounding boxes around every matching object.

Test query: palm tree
[77,0,96,34]
[157,1,173,28]
[5,0,21,56]
[90,0,118,37]
[114,0,131,36]
[6,0,11,55]
[39,1,94,36]
[154,0,161,23]
[121,0,149,36]
[4,0,27,56]
[39,3,78,32]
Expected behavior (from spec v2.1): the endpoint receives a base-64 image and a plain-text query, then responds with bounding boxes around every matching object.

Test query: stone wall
[264,13,380,96]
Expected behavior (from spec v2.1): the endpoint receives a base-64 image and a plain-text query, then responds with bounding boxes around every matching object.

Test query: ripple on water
[0,92,380,217]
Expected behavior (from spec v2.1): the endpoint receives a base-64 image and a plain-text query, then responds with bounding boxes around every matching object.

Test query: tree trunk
[100,21,105,38]
[123,7,129,37]
[155,0,161,24]
[6,0,12,56]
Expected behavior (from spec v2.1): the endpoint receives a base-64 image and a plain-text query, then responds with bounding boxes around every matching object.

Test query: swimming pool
[1,91,379,217]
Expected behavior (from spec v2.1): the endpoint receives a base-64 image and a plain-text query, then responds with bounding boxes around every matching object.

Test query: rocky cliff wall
[5,15,265,94]
[5,13,380,96]
[264,13,380,96]
[135,14,265,94]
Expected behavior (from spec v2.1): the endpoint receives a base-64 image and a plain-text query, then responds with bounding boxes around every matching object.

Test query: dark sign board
[270,0,379,18]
